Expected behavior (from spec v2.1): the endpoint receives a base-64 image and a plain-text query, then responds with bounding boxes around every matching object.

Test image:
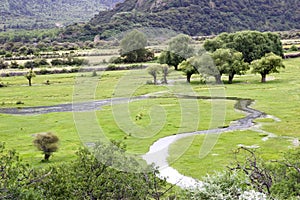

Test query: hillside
[63,0,300,40]
[0,0,123,31]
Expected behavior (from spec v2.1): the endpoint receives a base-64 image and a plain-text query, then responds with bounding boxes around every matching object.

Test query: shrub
[33,132,59,161]
[109,56,123,64]
[106,64,118,70]
[0,59,9,69]
[10,61,19,69]
[51,59,65,66]
[16,101,24,105]
[24,61,39,69]
[289,45,299,52]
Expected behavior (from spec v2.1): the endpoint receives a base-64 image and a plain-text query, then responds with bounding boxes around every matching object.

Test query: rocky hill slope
[75,0,300,39]
[0,0,123,31]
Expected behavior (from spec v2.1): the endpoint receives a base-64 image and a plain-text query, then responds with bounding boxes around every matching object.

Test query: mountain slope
[80,0,300,38]
[0,0,123,31]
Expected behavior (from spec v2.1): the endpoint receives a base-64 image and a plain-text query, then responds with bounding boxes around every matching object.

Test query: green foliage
[119,30,154,63]
[0,141,173,199]
[24,61,39,69]
[36,58,49,66]
[0,143,41,199]
[159,34,194,70]
[229,147,300,199]
[188,53,221,84]
[168,34,194,59]
[204,31,284,63]
[10,61,19,69]
[51,57,88,66]
[211,48,249,84]
[0,29,60,44]
[85,0,300,38]
[251,52,285,82]
[0,59,9,69]
[269,149,300,199]
[24,69,36,86]
[0,0,122,31]
[120,30,147,55]
[161,64,171,84]
[33,132,59,161]
[178,60,198,83]
[289,45,299,52]
[50,59,65,66]
[186,172,259,200]
[147,65,161,84]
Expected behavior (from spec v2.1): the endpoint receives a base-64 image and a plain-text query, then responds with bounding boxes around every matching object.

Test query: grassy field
[169,57,300,178]
[0,57,299,178]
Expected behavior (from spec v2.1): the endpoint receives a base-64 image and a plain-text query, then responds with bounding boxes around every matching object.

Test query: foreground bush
[0,141,173,200]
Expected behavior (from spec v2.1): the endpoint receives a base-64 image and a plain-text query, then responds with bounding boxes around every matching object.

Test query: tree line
[157,31,285,83]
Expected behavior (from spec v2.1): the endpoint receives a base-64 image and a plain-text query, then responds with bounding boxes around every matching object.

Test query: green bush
[10,61,19,69]
[0,142,174,199]
[289,45,299,52]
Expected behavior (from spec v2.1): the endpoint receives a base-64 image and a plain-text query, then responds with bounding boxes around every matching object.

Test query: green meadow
[0,57,299,179]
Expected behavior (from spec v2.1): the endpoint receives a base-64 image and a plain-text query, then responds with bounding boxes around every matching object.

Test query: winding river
[0,94,278,189]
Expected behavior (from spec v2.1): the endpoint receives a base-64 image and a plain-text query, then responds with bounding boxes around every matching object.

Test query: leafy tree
[189,53,221,84]
[161,64,171,84]
[204,31,283,63]
[51,59,65,66]
[251,52,284,83]
[25,69,36,86]
[289,45,299,52]
[0,59,9,69]
[159,34,194,70]
[10,61,19,69]
[33,132,59,161]
[35,58,49,66]
[212,48,249,84]
[0,143,42,199]
[178,60,198,83]
[24,61,39,69]
[229,147,300,199]
[147,65,161,85]
[269,148,300,199]
[120,30,153,63]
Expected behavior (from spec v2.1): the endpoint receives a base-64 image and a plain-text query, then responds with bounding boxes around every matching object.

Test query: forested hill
[0,0,123,31]
[74,0,300,39]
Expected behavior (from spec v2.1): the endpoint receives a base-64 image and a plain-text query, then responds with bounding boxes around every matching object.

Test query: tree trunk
[187,74,191,83]
[228,73,235,84]
[163,74,167,84]
[214,74,222,84]
[44,153,51,161]
[153,75,157,85]
[261,74,267,83]
[174,65,178,71]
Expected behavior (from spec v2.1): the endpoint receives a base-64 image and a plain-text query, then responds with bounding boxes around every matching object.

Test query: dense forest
[60,0,300,40]
[0,0,123,31]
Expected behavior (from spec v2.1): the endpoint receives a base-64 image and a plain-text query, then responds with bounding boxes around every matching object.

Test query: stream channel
[0,94,278,189]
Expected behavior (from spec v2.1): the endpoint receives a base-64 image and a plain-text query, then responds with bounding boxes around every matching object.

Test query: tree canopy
[159,34,194,70]
[120,30,154,63]
[204,31,284,63]
[251,52,285,83]
[211,48,249,84]
[178,60,198,83]
[33,132,59,161]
